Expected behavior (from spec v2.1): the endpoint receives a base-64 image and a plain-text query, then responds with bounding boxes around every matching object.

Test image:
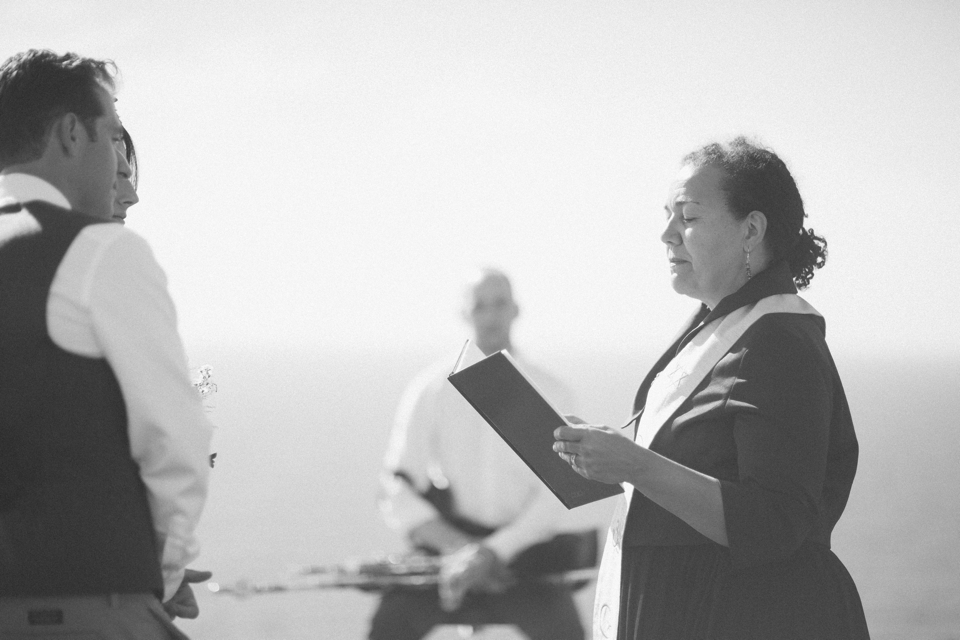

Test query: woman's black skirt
[618,541,869,640]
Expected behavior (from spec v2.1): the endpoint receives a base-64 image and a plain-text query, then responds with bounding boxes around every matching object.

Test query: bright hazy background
[7,4,960,638]
[5,0,959,359]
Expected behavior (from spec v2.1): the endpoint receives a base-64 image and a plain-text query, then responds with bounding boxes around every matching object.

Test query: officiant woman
[553,137,870,639]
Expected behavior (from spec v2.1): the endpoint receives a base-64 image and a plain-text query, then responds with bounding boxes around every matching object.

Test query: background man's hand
[438,544,515,612]
[163,568,213,620]
[409,518,478,555]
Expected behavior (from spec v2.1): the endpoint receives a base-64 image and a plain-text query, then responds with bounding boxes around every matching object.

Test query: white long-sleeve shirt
[379,350,575,562]
[0,173,212,602]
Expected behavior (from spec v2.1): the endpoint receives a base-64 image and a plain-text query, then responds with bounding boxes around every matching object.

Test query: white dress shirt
[0,173,212,602]
[379,351,575,562]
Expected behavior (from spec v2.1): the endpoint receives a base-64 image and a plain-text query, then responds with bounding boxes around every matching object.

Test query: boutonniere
[192,365,219,468]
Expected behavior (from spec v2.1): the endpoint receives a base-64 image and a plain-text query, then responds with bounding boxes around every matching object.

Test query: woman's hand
[557,417,729,546]
[553,416,643,484]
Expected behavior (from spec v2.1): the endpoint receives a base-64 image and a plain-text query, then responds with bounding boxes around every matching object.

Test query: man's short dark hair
[0,49,117,169]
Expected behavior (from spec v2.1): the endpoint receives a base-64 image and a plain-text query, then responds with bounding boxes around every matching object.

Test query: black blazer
[622,262,859,570]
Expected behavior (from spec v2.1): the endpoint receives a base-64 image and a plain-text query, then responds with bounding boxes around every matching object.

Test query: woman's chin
[668,274,692,296]
[669,278,709,305]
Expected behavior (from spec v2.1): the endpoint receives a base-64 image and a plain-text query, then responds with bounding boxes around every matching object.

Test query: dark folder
[447,345,622,509]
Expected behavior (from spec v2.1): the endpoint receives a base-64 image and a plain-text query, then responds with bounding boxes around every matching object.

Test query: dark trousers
[368,584,585,640]
[0,593,188,639]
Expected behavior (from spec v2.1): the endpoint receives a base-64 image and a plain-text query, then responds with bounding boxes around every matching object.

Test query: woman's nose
[660,215,680,246]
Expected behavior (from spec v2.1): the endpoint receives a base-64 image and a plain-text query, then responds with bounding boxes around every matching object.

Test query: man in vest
[0,49,212,638]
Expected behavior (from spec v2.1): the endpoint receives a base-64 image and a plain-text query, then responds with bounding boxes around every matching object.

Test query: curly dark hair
[0,49,117,169]
[682,137,827,289]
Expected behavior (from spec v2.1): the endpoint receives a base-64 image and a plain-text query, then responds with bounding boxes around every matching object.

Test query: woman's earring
[745,250,752,280]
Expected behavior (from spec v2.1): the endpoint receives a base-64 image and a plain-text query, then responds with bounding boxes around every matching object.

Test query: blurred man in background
[369,267,585,640]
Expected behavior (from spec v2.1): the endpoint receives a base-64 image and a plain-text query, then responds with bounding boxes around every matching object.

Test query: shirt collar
[675,261,797,352]
[700,260,797,327]
[633,261,800,413]
[0,173,71,210]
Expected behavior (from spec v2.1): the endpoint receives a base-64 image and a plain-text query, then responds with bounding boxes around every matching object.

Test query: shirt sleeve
[379,361,571,562]
[484,366,571,561]
[483,483,565,562]
[378,373,443,535]
[718,322,831,568]
[83,229,212,601]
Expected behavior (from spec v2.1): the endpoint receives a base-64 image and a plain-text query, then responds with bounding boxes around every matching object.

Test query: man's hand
[409,518,478,555]
[438,544,515,612]
[163,568,213,620]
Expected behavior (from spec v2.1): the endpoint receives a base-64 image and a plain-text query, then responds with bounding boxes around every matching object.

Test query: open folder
[447,341,622,509]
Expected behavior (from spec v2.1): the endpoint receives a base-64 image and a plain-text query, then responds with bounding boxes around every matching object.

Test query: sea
[173,346,960,640]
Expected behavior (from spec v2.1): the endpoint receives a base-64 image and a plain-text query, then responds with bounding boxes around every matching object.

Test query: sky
[6,0,960,358]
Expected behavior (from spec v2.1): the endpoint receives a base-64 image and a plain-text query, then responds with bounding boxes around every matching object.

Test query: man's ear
[53,113,86,158]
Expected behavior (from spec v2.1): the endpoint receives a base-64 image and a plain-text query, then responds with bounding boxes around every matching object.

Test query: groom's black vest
[0,201,162,597]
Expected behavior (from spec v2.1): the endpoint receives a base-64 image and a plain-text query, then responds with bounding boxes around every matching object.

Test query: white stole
[592,294,821,639]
